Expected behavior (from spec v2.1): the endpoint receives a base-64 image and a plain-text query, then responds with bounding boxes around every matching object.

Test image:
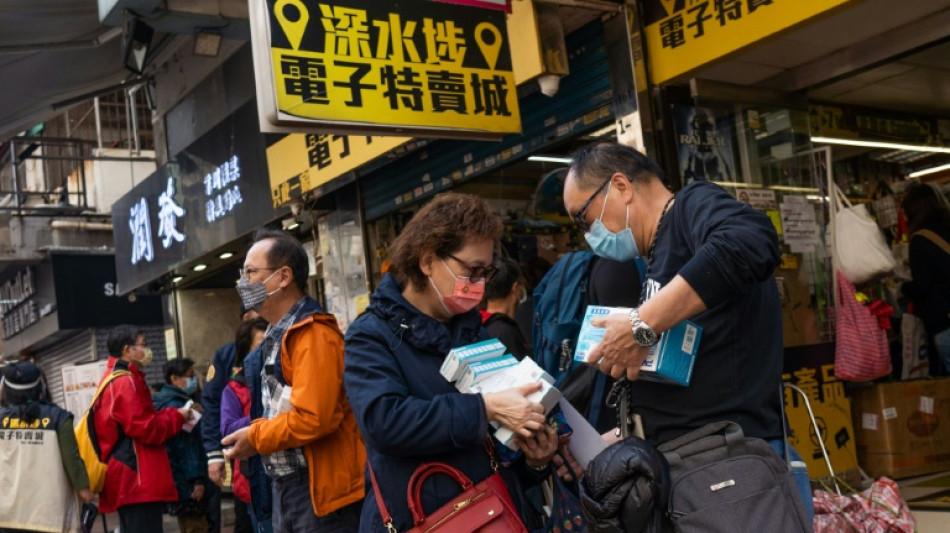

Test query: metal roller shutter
[33,330,95,411]
[94,325,170,388]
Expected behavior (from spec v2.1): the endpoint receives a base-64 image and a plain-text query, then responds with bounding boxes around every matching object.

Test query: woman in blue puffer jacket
[344,192,559,533]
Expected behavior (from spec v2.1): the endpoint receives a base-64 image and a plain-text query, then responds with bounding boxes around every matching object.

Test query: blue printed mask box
[456,354,519,393]
[440,338,507,382]
[573,305,701,386]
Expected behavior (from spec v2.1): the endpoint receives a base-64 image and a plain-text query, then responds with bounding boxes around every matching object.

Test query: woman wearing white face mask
[343,193,559,533]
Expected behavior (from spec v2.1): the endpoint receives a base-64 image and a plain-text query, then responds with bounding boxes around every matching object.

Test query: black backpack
[657,421,811,533]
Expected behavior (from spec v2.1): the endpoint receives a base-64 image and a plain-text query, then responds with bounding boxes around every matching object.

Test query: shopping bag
[832,185,896,285]
[835,271,892,382]
[901,313,930,380]
[813,476,916,533]
[544,456,587,533]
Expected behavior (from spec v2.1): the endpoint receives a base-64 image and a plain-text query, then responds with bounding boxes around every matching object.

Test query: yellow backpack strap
[89,369,132,409]
[914,230,950,255]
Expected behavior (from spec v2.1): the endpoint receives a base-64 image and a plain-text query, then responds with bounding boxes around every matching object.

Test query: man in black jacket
[201,305,258,533]
[562,142,813,519]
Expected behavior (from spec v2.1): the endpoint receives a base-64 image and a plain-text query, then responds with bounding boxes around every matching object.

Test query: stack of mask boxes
[441,339,561,449]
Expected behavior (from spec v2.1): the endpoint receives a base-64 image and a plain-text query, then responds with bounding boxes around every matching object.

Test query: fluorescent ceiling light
[528,155,572,164]
[172,275,185,283]
[769,185,819,193]
[193,264,207,272]
[218,252,234,259]
[286,222,300,230]
[909,162,950,178]
[711,181,763,189]
[811,136,950,154]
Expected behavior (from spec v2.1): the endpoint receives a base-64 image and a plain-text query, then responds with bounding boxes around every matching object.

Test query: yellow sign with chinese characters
[259,0,521,138]
[783,361,859,479]
[643,0,854,84]
[267,133,409,207]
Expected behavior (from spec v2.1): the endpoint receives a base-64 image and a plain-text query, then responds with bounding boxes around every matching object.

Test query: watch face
[635,327,657,346]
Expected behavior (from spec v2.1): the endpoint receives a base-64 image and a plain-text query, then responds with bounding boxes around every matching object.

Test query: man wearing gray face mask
[222,229,365,533]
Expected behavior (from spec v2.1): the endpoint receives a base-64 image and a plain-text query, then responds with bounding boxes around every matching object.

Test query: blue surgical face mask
[183,377,198,395]
[583,182,640,262]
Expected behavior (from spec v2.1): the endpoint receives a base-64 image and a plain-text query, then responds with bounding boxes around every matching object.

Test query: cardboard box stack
[851,377,950,479]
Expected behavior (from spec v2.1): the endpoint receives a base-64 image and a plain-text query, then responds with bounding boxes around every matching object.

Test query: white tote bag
[832,184,896,285]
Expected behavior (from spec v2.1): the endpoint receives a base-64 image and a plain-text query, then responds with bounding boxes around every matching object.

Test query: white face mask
[517,286,528,305]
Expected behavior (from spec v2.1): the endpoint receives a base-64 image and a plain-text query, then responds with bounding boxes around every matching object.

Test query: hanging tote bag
[368,447,528,533]
[832,184,896,285]
[835,271,892,381]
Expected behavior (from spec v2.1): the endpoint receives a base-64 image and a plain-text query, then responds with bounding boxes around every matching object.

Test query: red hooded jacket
[93,357,184,513]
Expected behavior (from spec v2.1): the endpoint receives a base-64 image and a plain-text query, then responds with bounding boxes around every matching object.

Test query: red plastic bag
[835,271,892,381]
[813,477,916,533]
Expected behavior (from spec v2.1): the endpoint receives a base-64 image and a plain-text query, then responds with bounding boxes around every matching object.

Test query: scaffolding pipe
[9,141,20,215]
[50,220,113,232]
[124,90,132,156]
[94,97,103,151]
[129,86,141,156]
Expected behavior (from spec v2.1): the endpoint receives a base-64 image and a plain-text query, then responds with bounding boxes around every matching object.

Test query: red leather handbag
[368,459,528,533]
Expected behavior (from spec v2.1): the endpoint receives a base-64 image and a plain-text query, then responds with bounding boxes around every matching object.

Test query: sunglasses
[445,254,498,283]
[571,179,610,233]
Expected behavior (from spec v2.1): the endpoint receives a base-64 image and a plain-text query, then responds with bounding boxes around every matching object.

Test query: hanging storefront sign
[250,0,521,139]
[672,105,737,185]
[112,102,282,294]
[267,133,410,207]
[0,267,44,340]
[0,254,163,353]
[642,0,854,84]
[809,103,942,144]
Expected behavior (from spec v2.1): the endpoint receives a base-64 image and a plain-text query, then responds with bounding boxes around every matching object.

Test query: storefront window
[672,103,833,347]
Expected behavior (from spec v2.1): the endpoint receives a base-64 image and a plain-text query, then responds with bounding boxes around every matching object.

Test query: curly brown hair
[389,192,503,289]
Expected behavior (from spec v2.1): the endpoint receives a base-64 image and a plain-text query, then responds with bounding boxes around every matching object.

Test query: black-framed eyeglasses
[445,254,498,283]
[572,179,610,233]
[238,266,277,280]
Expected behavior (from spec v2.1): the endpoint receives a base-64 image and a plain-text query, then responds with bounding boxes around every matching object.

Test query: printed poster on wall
[250,0,521,139]
[62,360,108,422]
[673,105,737,185]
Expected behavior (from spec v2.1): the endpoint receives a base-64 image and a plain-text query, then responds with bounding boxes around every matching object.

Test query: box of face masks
[574,306,701,386]
[456,354,519,393]
[440,339,507,382]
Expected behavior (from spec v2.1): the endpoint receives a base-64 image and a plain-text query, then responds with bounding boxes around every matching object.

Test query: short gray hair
[568,142,667,189]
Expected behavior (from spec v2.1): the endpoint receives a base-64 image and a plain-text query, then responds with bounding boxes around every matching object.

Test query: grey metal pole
[129,86,141,156]
[94,97,103,151]
[9,141,20,216]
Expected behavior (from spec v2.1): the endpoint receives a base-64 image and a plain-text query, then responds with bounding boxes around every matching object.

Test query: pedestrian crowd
[1,142,817,533]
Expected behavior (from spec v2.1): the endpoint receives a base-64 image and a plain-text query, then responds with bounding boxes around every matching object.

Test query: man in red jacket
[95,324,193,533]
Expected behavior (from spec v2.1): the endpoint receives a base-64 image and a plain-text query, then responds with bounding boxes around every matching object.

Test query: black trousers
[118,502,165,533]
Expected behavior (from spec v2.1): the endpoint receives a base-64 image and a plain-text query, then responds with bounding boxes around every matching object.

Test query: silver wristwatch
[628,308,659,347]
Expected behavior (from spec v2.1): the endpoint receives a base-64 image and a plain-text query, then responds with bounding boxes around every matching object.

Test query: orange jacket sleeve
[247,317,346,455]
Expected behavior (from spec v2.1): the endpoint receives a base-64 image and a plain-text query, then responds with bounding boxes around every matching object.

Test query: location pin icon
[275,0,309,51]
[474,22,502,71]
